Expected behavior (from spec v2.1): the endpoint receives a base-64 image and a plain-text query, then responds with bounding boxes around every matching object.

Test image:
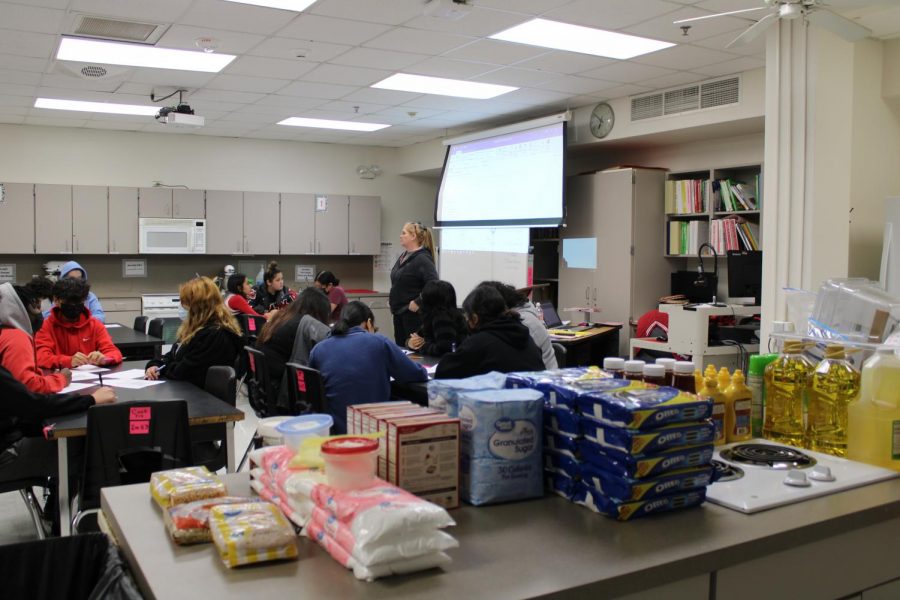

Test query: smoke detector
[423,0,472,20]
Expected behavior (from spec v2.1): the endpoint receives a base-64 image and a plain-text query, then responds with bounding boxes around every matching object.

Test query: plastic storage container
[603,357,626,379]
[258,416,292,447]
[321,437,379,490]
[276,414,334,451]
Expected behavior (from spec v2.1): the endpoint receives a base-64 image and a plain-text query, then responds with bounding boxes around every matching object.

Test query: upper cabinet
[243,191,279,255]
[0,183,35,254]
[72,186,108,254]
[348,195,380,255]
[35,184,73,254]
[205,190,244,255]
[139,188,205,218]
[108,187,139,254]
[315,194,349,255]
[138,187,171,218]
[173,189,205,218]
[280,193,315,255]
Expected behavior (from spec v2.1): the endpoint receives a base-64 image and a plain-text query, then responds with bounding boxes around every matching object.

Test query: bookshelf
[529,226,559,304]
[664,164,762,258]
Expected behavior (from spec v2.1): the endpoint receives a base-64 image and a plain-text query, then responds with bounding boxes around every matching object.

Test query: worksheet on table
[70,371,100,382]
[73,365,110,373]
[104,379,165,389]
[59,382,98,394]
[103,369,148,380]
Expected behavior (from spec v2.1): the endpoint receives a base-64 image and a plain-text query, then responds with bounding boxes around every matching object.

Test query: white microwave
[139,218,206,254]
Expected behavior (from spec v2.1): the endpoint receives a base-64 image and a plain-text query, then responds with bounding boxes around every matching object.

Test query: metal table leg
[57,438,70,536]
[226,422,236,473]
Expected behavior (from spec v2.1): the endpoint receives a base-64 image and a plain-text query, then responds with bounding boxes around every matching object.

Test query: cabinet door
[205,190,244,254]
[314,194,349,255]
[35,184,72,254]
[280,193,316,255]
[0,183,34,253]
[108,187,139,254]
[348,195,380,255]
[558,175,598,315]
[72,186,108,254]
[243,191,279,255]
[173,189,205,218]
[138,187,172,218]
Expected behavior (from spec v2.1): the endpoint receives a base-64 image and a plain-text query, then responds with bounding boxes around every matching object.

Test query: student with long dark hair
[250,261,296,313]
[407,279,467,357]
[435,284,544,380]
[225,273,273,319]
[389,221,438,346]
[314,270,348,323]
[309,301,427,433]
[482,281,557,370]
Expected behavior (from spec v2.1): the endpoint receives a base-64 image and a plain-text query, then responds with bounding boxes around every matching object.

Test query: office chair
[552,343,567,369]
[0,477,51,540]
[73,400,192,532]
[147,318,181,356]
[132,315,149,334]
[284,362,326,415]
[237,314,267,344]
[191,366,237,473]
[244,346,277,417]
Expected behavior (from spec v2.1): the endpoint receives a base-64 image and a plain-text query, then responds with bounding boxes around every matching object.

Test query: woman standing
[250,261,296,314]
[314,271,348,323]
[225,273,274,319]
[389,222,438,346]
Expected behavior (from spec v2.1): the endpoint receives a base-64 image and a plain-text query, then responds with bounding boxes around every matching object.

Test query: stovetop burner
[711,459,744,482]
[719,443,817,470]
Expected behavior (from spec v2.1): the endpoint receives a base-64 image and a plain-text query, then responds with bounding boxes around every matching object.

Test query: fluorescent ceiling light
[490,18,674,60]
[277,117,390,132]
[57,37,235,73]
[371,73,517,99]
[35,98,158,116]
[223,0,318,10]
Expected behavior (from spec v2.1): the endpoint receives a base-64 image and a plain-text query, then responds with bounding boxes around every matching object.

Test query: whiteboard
[438,227,530,301]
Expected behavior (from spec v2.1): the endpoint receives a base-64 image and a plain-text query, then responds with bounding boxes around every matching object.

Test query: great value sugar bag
[457,388,544,505]
[427,371,507,416]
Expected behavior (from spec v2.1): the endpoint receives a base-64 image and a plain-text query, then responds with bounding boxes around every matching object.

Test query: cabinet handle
[236,240,241,253]
[585,287,590,300]
[112,240,116,253]
[317,241,321,254]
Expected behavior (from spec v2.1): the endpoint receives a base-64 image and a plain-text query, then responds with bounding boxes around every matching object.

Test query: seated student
[41,260,105,323]
[35,278,123,370]
[406,280,467,357]
[314,271,348,323]
[145,277,243,389]
[255,287,332,406]
[0,279,72,393]
[309,301,427,434]
[482,281,557,370]
[435,284,544,380]
[225,273,274,319]
[250,261,296,314]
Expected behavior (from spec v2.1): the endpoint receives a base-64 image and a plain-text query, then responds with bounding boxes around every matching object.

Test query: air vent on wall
[631,76,740,121]
[71,14,168,44]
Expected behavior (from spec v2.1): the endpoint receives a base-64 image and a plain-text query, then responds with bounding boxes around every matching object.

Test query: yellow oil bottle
[698,376,726,446]
[717,367,731,393]
[763,340,813,447]
[724,370,753,443]
[806,345,860,456]
[847,347,900,470]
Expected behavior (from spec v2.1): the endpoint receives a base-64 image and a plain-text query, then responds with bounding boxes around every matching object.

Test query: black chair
[284,362,326,415]
[73,400,192,532]
[552,342,567,368]
[147,317,181,345]
[245,346,277,417]
[236,314,267,343]
[191,366,237,473]
[132,315,149,334]
[0,477,50,540]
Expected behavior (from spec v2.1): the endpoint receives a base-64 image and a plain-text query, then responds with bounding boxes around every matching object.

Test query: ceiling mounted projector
[423,0,471,20]
[155,103,204,128]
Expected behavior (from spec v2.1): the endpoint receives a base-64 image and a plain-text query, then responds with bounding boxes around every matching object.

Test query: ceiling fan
[674,0,878,49]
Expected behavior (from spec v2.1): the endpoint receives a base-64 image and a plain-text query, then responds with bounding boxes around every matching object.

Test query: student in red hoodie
[35,278,122,370]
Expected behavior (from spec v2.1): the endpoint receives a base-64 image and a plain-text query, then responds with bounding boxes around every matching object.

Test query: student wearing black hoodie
[435,284,544,379]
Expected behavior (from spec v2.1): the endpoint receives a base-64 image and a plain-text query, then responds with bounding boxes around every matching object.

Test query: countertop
[101,473,900,600]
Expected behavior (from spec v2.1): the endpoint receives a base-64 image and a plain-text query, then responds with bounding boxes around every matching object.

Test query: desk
[105,323,164,359]
[550,324,621,366]
[44,361,244,536]
[101,472,900,600]
[390,353,438,406]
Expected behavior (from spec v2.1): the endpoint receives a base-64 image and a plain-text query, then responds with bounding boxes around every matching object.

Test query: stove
[706,439,899,514]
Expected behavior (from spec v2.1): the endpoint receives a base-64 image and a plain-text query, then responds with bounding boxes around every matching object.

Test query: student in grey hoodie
[482,281,558,370]
[42,260,105,323]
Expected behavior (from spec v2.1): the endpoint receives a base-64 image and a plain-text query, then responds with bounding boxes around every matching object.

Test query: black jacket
[435,314,544,380]
[255,314,302,390]
[389,248,438,315]
[418,309,468,357]
[0,365,94,453]
[146,325,242,389]
[250,285,294,313]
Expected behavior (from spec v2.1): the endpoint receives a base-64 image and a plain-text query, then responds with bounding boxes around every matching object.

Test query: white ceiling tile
[82,119,145,130]
[0,105,29,116]
[636,70,709,90]
[155,25,265,55]
[330,47,428,70]
[38,74,122,92]
[633,44,740,69]
[537,74,618,95]
[374,106,446,120]
[580,61,676,84]
[405,57,498,79]
[189,88,264,104]
[470,66,556,87]
[277,80,358,99]
[848,6,900,40]
[181,0,299,34]
[253,94,326,109]
[621,5,749,44]
[85,113,153,123]
[303,63,393,86]
[473,0,574,15]
[69,0,194,23]
[2,0,70,7]
[35,86,133,102]
[312,100,392,117]
[568,94,607,106]
[277,14,391,45]
[363,27,473,54]
[25,116,88,127]
[543,0,682,30]
[341,87,423,105]
[309,0,424,25]
[0,29,57,59]
[690,56,764,77]
[248,37,352,62]
[515,51,616,75]
[692,29,765,57]
[695,0,772,15]
[0,95,35,108]
[224,55,317,79]
[0,4,65,34]
[207,74,291,94]
[0,114,26,124]
[403,7,529,37]
[444,39,549,65]
[126,69,217,89]
[598,83,654,99]
[114,82,154,96]
[0,54,49,73]
[499,87,572,105]
[0,67,42,85]
[182,99,246,112]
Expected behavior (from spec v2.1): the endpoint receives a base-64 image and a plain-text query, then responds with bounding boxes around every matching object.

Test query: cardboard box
[373,408,441,478]
[348,401,412,434]
[387,415,460,509]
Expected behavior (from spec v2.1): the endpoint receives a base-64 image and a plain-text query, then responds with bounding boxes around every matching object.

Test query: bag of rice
[209,502,298,568]
[150,467,225,508]
[164,497,250,545]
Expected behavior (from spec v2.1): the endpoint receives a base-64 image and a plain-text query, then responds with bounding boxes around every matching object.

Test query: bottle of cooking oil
[717,367,731,394]
[724,369,753,443]
[698,376,726,446]
[847,346,900,470]
[763,340,813,447]
[805,344,860,456]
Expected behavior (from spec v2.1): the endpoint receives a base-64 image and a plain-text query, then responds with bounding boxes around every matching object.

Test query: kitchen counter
[102,474,900,600]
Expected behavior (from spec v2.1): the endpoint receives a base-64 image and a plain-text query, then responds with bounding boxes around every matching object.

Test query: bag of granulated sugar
[457,388,544,505]
[427,371,507,417]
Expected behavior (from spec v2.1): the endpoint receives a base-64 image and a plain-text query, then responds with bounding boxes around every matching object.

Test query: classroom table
[104,323,164,359]
[549,324,621,367]
[390,353,438,406]
[43,361,244,536]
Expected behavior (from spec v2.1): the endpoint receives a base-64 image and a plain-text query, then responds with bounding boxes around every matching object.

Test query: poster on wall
[0,264,15,282]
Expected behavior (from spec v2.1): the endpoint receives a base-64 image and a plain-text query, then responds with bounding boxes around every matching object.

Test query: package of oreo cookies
[578,440,715,479]
[572,482,706,521]
[575,386,712,430]
[579,417,715,455]
[580,463,713,502]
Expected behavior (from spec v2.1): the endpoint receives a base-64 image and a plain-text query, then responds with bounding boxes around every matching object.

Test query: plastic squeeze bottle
[698,376,726,446]
[724,370,753,443]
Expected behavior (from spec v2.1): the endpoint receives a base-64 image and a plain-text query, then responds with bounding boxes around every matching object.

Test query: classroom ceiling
[0,0,898,147]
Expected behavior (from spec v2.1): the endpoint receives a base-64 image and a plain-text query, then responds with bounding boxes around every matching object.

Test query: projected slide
[562,237,597,269]
[438,227,530,301]
[436,123,564,227]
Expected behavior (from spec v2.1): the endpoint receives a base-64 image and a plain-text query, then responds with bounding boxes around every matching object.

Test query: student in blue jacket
[309,301,427,434]
[42,261,105,323]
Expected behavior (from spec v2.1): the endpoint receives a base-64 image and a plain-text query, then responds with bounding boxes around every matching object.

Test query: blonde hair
[177,277,242,344]
[405,222,435,258]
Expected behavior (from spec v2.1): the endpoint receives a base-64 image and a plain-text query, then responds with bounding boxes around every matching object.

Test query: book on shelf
[668,219,709,255]
[714,179,758,212]
[710,218,760,254]
[665,179,707,214]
